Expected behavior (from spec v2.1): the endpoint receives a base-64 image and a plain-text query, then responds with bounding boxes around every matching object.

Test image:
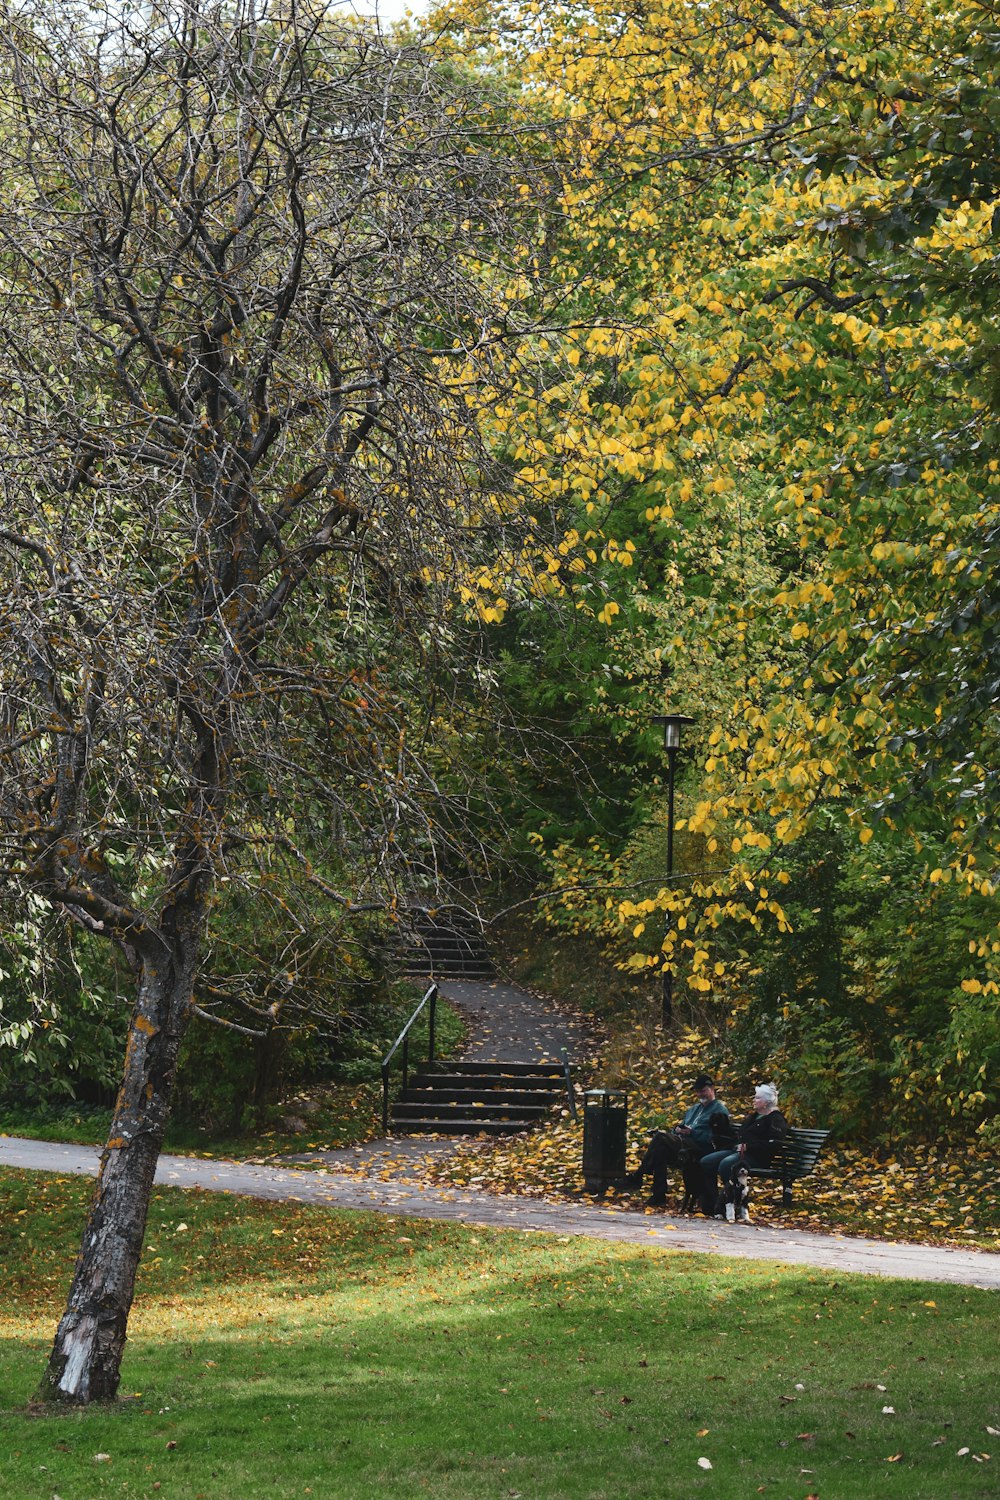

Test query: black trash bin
[582,1087,627,1193]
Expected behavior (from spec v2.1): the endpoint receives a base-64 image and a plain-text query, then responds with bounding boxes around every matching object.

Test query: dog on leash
[682,1165,753,1220]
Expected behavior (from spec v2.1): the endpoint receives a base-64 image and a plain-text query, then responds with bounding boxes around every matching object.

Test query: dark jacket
[679,1098,730,1149]
[736,1108,789,1166]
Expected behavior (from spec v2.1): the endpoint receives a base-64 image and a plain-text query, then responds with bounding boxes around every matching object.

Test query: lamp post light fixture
[652,712,694,1026]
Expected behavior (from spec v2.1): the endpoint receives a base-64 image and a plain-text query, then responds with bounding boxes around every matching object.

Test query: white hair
[754,1083,778,1106]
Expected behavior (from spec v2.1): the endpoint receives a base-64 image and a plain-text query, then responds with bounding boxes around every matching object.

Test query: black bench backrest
[771,1127,830,1175]
[712,1122,830,1173]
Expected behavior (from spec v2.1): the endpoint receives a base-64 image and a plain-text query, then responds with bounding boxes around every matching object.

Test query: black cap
[692,1073,714,1091]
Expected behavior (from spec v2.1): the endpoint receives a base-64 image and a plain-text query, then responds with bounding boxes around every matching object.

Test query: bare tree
[0,0,552,1402]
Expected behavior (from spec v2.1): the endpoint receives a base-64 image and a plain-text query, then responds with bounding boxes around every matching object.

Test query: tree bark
[37,942,196,1403]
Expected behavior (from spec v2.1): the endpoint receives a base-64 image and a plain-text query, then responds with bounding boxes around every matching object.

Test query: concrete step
[388,1118,538,1135]
[416,1060,566,1078]
[401,960,494,978]
[407,1080,563,1104]
[392,1100,550,1122]
[400,1086,563,1107]
[388,1041,570,1136]
[397,917,494,980]
[402,951,493,968]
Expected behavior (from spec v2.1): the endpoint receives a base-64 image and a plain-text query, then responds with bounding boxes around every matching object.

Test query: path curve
[3,1134,999,1291]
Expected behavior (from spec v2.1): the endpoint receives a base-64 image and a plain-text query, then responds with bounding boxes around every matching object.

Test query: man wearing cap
[622,1074,730,1208]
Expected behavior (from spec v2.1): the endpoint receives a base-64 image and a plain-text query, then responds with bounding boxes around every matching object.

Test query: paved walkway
[3,1134,999,1291]
[439,977,592,1062]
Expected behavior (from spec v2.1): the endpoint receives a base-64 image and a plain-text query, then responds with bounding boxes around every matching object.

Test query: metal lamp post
[652,712,694,1026]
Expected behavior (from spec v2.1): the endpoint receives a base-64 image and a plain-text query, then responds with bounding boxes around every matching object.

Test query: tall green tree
[439,0,1000,1120]
[0,0,561,1402]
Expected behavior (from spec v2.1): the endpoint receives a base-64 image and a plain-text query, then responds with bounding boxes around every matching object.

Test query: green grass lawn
[1,1168,997,1499]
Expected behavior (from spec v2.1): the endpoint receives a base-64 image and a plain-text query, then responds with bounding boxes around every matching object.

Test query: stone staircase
[399,910,494,980]
[389,1058,568,1135]
[389,907,573,1136]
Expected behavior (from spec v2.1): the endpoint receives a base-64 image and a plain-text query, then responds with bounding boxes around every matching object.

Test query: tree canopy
[0,0,570,1401]
[433,0,1000,1129]
[1,0,998,1405]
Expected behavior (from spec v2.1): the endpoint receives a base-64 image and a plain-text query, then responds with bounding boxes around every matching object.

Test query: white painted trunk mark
[58,1319,97,1399]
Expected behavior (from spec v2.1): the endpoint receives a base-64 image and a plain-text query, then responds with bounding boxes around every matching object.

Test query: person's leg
[718,1152,743,1220]
[682,1145,710,1212]
[626,1131,678,1191]
[719,1153,743,1187]
[646,1132,680,1202]
[648,1149,670,1203]
[699,1148,729,1214]
[694,1147,725,1214]
[704,1151,740,1216]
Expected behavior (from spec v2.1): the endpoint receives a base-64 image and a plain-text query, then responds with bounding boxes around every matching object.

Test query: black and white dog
[722,1165,752,1222]
[716,1164,755,1224]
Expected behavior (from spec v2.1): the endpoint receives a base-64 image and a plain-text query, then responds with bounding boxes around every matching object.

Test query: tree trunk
[38,948,195,1403]
[253,1023,282,1123]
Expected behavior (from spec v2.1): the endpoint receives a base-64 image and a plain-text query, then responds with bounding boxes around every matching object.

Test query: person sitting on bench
[700,1082,788,1222]
[622,1073,730,1207]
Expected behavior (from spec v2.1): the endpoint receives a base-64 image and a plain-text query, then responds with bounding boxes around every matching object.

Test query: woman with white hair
[699,1083,789,1222]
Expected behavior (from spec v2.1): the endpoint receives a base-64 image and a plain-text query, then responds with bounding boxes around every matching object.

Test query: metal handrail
[381,982,438,1133]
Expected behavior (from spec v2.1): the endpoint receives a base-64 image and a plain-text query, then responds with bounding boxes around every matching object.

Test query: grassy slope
[1,1168,998,1499]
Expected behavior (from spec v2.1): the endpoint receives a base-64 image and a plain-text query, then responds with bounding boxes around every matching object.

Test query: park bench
[734,1126,831,1208]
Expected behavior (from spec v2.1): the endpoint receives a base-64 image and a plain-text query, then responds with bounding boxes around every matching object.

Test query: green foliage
[444,0,1000,1155]
[0,981,467,1151]
[483,603,653,854]
[3,0,998,1165]
[721,824,1000,1142]
[801,0,1000,833]
[0,911,126,1106]
[0,880,467,1136]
